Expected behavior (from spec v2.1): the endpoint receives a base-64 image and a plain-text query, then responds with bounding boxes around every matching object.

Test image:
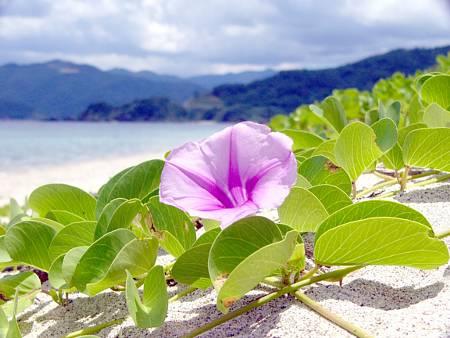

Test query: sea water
[0,121,229,172]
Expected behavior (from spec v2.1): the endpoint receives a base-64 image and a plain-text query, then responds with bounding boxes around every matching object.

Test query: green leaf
[315,200,432,241]
[365,108,379,125]
[334,122,382,181]
[308,184,352,214]
[371,118,398,152]
[278,187,329,232]
[29,184,96,221]
[403,128,450,172]
[62,246,88,288]
[192,228,221,247]
[379,101,400,126]
[48,221,96,259]
[125,266,168,328]
[0,306,21,338]
[295,174,312,188]
[0,272,40,299]
[0,237,17,269]
[298,156,352,195]
[45,210,85,225]
[281,130,324,151]
[277,224,305,272]
[382,143,404,170]
[318,96,348,132]
[70,229,158,295]
[423,103,450,128]
[147,197,196,257]
[96,160,164,217]
[208,217,297,313]
[420,74,450,109]
[315,217,448,269]
[172,229,220,289]
[311,139,337,164]
[5,220,56,271]
[398,123,427,146]
[95,198,144,239]
[48,254,67,289]
[172,244,213,289]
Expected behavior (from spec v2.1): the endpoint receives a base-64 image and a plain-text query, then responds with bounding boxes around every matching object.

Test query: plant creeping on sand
[0,70,449,337]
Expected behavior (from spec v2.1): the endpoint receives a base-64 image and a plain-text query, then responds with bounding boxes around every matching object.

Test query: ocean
[0,121,229,172]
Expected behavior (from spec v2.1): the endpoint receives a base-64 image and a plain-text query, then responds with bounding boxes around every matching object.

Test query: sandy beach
[6,174,449,338]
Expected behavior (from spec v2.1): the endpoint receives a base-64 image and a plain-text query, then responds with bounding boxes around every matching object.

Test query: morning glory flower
[160,121,297,227]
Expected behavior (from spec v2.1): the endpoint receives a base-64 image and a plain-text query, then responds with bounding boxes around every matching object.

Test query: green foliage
[335,122,382,181]
[208,217,297,313]
[147,197,196,257]
[125,267,168,328]
[29,184,96,221]
[403,128,450,172]
[278,187,329,232]
[96,160,164,217]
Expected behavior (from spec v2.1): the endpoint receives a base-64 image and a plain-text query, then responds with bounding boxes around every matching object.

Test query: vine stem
[373,171,394,181]
[400,166,410,192]
[436,228,450,239]
[293,291,373,338]
[184,266,363,338]
[65,318,125,338]
[356,170,441,198]
[376,173,450,199]
[169,286,197,302]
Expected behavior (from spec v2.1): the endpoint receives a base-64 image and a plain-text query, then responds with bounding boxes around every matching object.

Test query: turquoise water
[0,121,229,171]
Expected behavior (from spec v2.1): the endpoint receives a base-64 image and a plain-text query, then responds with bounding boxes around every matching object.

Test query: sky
[0,0,450,77]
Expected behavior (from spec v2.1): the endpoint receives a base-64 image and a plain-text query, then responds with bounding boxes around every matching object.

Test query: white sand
[0,152,164,206]
[3,175,450,337]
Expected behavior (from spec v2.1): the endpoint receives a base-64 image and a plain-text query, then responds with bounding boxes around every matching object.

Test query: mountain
[200,45,450,121]
[0,60,204,119]
[187,69,277,89]
[78,97,191,121]
[1,45,449,121]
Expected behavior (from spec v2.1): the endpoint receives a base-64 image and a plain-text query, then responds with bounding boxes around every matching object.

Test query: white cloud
[0,0,449,76]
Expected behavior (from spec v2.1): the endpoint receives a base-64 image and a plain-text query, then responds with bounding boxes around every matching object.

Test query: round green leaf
[29,184,96,221]
[0,272,40,299]
[315,200,432,242]
[208,217,297,313]
[281,129,324,151]
[423,103,450,128]
[278,187,329,232]
[5,220,56,271]
[72,230,157,295]
[96,160,164,217]
[48,221,97,259]
[308,184,352,214]
[403,128,450,172]
[45,210,85,225]
[420,74,450,109]
[335,122,382,181]
[311,139,337,164]
[315,217,448,269]
[299,155,352,195]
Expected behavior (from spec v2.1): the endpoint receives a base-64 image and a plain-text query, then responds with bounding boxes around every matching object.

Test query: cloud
[0,0,449,76]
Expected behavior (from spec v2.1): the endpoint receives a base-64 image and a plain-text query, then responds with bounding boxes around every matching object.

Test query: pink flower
[160,121,297,227]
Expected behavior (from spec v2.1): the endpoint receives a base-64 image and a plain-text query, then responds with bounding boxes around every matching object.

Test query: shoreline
[0,151,164,205]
